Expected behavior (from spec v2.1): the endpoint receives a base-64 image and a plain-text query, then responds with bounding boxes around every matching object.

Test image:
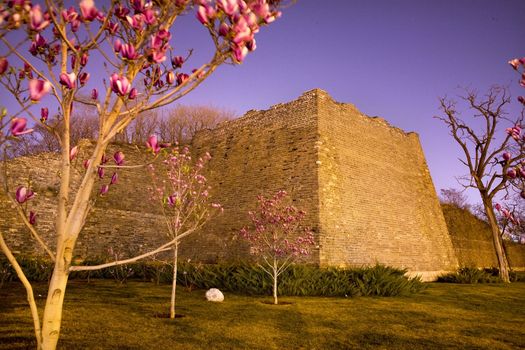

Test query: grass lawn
[0,280,524,349]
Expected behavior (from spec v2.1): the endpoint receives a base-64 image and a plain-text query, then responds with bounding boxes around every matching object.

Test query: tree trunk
[170,242,178,319]
[484,200,511,283]
[40,241,74,350]
[273,260,278,305]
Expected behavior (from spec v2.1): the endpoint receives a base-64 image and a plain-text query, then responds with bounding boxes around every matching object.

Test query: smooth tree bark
[437,87,524,282]
[171,242,179,319]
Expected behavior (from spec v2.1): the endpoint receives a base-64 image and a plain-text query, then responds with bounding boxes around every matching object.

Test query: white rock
[205,288,224,302]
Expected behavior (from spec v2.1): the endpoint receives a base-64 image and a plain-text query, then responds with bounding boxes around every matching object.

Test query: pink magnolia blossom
[115,5,130,18]
[40,107,48,123]
[59,72,76,89]
[69,146,79,161]
[0,57,8,74]
[146,135,161,154]
[80,53,89,66]
[100,184,109,196]
[113,151,125,165]
[29,33,47,56]
[80,0,98,21]
[232,16,253,44]
[91,88,98,100]
[509,59,521,70]
[218,22,230,36]
[166,71,175,85]
[120,43,140,60]
[246,39,256,51]
[502,152,512,162]
[16,186,35,203]
[29,79,51,101]
[83,159,91,169]
[232,44,248,63]
[113,39,122,53]
[29,4,50,31]
[98,167,105,179]
[110,73,131,96]
[143,9,156,24]
[106,21,119,34]
[147,35,169,63]
[78,72,90,86]
[167,195,177,206]
[10,118,33,136]
[29,211,37,225]
[128,88,138,100]
[156,29,171,41]
[126,14,144,30]
[110,173,119,185]
[61,7,79,23]
[507,168,517,179]
[176,72,189,86]
[171,55,184,68]
[131,0,148,13]
[196,4,216,25]
[217,0,238,16]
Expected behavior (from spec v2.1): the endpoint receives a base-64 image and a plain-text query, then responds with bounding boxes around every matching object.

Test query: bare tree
[437,86,524,282]
[6,103,99,156]
[158,104,234,144]
[439,187,470,210]
[113,104,234,145]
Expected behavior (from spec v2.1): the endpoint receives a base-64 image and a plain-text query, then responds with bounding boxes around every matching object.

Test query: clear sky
[173,0,525,205]
[2,1,525,205]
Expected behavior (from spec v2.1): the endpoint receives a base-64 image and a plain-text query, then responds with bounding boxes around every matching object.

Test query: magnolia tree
[239,190,315,305]
[0,1,282,349]
[148,141,222,319]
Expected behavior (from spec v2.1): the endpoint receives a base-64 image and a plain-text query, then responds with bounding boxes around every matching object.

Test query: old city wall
[189,91,321,263]
[0,142,169,260]
[442,204,525,269]
[1,89,523,275]
[315,90,458,279]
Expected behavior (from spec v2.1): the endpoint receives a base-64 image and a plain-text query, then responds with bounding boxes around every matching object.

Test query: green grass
[1,280,524,349]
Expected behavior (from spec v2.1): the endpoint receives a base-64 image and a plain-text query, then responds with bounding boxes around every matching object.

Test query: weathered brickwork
[0,142,167,259]
[191,89,458,278]
[314,90,458,280]
[1,89,523,279]
[442,204,525,270]
[189,92,321,263]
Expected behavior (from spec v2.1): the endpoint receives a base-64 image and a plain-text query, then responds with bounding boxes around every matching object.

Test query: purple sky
[3,1,525,205]
[173,0,525,205]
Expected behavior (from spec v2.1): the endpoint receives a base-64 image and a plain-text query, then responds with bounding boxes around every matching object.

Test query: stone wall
[442,203,525,270]
[0,142,168,259]
[189,91,321,263]
[2,89,522,279]
[192,89,459,278]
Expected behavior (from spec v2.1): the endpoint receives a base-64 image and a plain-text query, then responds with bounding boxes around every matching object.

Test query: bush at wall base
[0,257,426,296]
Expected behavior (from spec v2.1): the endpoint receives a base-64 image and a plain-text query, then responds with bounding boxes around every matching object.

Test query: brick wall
[0,142,168,259]
[189,91,321,263]
[2,89,521,278]
[315,90,458,280]
[441,203,525,270]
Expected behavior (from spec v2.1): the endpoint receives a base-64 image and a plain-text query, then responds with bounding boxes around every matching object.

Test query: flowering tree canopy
[148,144,222,319]
[240,190,315,304]
[0,1,283,349]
